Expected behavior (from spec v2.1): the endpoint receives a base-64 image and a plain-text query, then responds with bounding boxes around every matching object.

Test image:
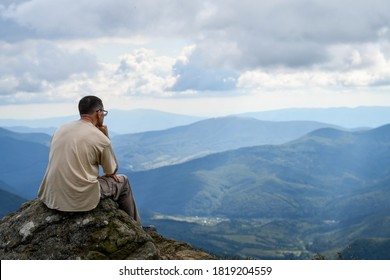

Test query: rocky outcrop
[150,231,216,260]
[0,199,216,260]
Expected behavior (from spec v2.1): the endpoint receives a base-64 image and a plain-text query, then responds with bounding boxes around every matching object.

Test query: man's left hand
[104,173,120,182]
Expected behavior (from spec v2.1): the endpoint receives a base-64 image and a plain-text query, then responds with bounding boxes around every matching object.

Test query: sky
[1,0,390,119]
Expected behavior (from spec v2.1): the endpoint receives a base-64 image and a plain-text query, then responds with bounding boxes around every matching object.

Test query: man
[38,95,141,225]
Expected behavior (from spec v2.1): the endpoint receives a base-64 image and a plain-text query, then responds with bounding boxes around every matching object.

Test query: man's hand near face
[98,125,109,138]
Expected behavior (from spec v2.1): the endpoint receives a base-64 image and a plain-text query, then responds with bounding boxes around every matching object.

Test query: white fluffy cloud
[105,48,176,97]
[238,43,390,91]
[1,0,390,109]
[0,40,98,102]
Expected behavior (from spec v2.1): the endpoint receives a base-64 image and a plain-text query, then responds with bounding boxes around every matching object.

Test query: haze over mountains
[113,117,339,171]
[0,115,339,198]
[1,106,390,135]
[0,109,204,135]
[238,106,390,128]
[1,106,390,259]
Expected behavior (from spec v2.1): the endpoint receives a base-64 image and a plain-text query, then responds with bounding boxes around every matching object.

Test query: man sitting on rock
[38,95,142,226]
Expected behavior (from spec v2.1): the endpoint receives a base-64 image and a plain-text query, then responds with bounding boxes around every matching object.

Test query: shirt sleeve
[100,144,118,175]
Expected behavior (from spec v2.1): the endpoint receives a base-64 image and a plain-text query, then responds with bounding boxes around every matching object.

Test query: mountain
[0,115,75,134]
[127,124,390,259]
[4,126,57,135]
[340,237,390,260]
[105,109,203,134]
[0,109,203,135]
[112,116,340,171]
[1,106,389,135]
[0,199,215,260]
[238,106,390,128]
[0,128,49,198]
[0,117,337,199]
[0,127,51,146]
[130,125,390,218]
[0,182,27,217]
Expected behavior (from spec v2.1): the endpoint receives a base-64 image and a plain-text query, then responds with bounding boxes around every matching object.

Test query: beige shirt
[38,120,118,211]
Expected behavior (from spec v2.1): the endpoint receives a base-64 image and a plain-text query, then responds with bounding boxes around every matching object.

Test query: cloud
[0,41,98,100]
[0,0,200,39]
[1,1,389,72]
[197,0,390,69]
[169,45,238,92]
[170,60,237,92]
[1,0,390,107]
[114,48,176,96]
[237,48,390,91]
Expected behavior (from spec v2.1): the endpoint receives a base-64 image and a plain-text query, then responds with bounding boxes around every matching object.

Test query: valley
[140,213,344,259]
[1,107,390,259]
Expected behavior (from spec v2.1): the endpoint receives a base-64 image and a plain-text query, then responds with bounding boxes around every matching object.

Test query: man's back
[38,120,117,211]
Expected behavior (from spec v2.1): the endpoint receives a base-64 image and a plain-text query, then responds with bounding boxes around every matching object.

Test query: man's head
[78,95,104,115]
[78,95,107,127]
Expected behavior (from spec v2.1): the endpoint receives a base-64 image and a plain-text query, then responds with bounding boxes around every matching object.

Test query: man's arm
[99,125,120,182]
[103,152,119,182]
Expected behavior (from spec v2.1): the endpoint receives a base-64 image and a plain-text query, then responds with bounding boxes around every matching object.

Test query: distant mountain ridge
[0,109,204,135]
[0,128,49,199]
[2,106,390,135]
[113,116,340,171]
[0,127,51,146]
[239,106,390,128]
[106,109,203,134]
[0,117,338,199]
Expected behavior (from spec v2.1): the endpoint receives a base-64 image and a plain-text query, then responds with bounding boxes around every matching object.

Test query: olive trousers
[98,174,141,225]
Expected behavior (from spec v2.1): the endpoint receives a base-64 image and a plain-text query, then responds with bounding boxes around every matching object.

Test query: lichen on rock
[0,198,216,260]
[0,199,158,260]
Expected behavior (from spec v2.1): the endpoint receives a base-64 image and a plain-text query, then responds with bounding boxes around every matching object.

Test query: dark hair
[78,96,103,115]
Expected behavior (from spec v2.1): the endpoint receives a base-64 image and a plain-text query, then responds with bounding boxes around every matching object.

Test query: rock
[0,199,216,260]
[150,231,216,260]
